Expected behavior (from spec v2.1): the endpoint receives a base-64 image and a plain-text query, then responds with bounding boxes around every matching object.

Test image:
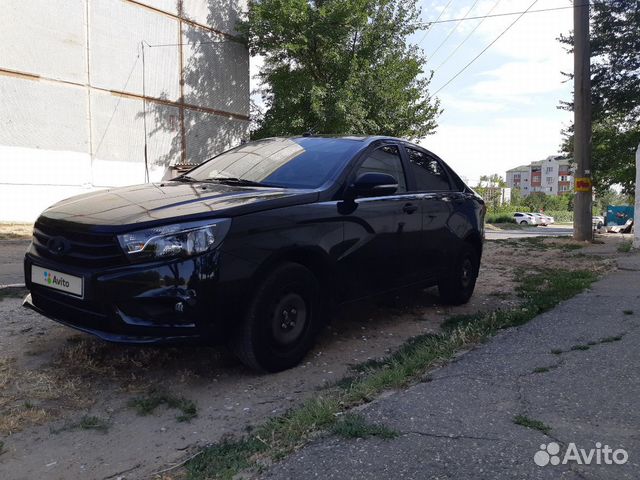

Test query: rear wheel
[520,220,527,225]
[229,263,321,372]
[438,244,479,305]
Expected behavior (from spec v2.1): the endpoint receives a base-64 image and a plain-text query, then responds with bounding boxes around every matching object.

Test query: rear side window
[406,148,451,191]
[356,145,407,193]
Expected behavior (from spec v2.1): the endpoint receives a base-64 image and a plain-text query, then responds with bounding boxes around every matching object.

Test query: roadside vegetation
[185,268,598,480]
[0,223,32,240]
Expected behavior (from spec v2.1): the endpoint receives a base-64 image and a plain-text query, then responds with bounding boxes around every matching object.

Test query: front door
[338,144,422,298]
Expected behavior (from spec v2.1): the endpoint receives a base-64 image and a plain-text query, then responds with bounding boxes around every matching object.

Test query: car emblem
[47,236,71,256]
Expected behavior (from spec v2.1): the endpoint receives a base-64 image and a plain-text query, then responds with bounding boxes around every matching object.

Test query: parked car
[23,136,485,372]
[592,216,605,230]
[530,213,554,226]
[513,212,538,225]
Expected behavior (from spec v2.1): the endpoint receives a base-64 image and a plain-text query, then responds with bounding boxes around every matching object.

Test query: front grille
[33,219,127,268]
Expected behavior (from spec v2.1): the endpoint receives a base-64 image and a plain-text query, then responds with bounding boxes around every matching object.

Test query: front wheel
[438,244,479,305]
[520,220,527,225]
[229,262,321,372]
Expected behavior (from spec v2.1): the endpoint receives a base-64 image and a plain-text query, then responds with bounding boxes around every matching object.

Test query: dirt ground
[0,235,626,480]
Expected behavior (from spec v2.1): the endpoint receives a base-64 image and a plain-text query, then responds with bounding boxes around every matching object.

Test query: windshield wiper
[173,175,198,182]
[206,177,272,187]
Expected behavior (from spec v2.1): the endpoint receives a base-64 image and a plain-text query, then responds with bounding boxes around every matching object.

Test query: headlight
[117,219,232,262]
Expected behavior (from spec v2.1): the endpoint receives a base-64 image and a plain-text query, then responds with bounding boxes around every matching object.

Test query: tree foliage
[240,0,440,139]
[559,0,640,195]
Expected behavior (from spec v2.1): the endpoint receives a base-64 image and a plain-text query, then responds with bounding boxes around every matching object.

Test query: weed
[0,440,5,455]
[570,344,590,351]
[532,366,552,374]
[600,335,623,343]
[618,240,632,253]
[331,413,398,440]
[513,415,551,435]
[129,390,197,422]
[550,349,563,355]
[623,310,633,315]
[79,415,110,432]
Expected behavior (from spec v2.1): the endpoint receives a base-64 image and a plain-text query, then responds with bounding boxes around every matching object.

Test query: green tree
[240,0,440,139]
[559,1,640,195]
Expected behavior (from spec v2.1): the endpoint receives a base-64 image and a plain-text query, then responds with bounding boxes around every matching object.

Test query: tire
[520,220,527,225]
[229,262,321,372]
[438,244,479,305]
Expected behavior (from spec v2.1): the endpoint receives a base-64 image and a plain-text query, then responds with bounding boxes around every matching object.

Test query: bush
[544,210,573,222]
[485,213,516,224]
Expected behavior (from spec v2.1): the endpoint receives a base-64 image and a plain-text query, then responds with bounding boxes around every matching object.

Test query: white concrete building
[0,0,250,222]
[506,156,573,197]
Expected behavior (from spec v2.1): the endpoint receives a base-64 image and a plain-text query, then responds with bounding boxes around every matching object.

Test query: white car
[513,212,538,225]
[530,213,554,226]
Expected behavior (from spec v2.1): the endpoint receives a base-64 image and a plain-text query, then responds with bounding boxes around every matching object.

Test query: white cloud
[422,0,574,182]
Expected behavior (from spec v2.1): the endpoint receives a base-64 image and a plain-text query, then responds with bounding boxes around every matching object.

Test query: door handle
[403,203,418,214]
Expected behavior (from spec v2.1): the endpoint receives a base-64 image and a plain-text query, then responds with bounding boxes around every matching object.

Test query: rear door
[338,143,422,297]
[402,146,458,278]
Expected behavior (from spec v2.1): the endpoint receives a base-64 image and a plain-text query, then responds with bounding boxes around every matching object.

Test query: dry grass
[0,356,87,435]
[0,223,32,240]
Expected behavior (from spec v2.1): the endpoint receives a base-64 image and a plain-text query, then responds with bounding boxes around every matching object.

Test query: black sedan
[24,136,485,372]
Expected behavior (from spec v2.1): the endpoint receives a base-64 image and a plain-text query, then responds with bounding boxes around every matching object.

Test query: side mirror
[347,172,398,198]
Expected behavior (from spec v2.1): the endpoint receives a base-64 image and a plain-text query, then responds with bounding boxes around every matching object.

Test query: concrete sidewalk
[263,257,640,479]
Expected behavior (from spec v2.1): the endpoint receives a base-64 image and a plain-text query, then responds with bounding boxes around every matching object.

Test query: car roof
[270,135,420,148]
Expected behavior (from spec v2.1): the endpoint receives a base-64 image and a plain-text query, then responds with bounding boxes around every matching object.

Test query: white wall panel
[182,0,247,35]
[0,76,89,153]
[184,108,248,164]
[134,0,178,15]
[90,0,180,100]
[182,26,249,116]
[90,90,180,182]
[0,0,87,83]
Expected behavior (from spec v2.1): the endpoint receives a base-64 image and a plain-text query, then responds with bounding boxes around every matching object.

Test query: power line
[428,0,481,60]
[417,3,590,28]
[416,0,454,46]
[433,0,540,95]
[433,0,502,73]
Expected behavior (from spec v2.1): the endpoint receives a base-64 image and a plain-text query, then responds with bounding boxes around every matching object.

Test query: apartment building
[506,156,573,197]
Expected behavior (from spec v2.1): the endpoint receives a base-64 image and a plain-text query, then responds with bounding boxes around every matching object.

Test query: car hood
[39,181,319,231]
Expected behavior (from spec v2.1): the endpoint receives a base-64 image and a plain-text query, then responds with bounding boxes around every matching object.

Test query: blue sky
[413,0,574,184]
[250,0,575,186]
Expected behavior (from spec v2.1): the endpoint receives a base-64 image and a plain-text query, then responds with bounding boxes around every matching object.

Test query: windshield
[183,137,363,189]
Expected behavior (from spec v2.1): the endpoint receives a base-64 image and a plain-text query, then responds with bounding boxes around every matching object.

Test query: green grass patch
[129,390,197,422]
[623,310,633,315]
[186,268,597,479]
[618,240,633,253]
[513,415,551,435]
[50,415,110,434]
[331,413,398,440]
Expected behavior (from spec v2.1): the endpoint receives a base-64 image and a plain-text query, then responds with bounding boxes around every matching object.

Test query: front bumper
[23,248,229,344]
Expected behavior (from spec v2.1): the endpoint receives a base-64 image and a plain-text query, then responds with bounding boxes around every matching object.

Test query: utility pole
[573,0,592,241]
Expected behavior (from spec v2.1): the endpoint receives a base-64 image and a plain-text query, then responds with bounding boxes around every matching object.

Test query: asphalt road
[485,225,573,240]
[263,255,640,479]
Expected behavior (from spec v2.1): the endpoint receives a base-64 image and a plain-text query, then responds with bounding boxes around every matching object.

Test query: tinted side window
[356,145,407,193]
[406,148,451,191]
